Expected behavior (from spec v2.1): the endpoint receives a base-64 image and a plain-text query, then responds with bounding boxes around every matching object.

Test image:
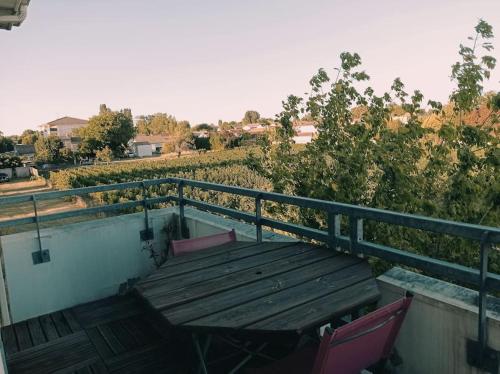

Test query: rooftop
[40,116,88,128]
[0,0,30,30]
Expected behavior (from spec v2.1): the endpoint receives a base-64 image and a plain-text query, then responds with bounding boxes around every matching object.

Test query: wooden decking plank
[98,324,127,356]
[2,324,18,356]
[27,318,47,346]
[250,278,380,333]
[39,314,59,341]
[148,248,337,310]
[89,360,110,374]
[161,240,261,267]
[140,241,296,284]
[14,321,33,351]
[104,343,173,374]
[62,309,83,332]
[138,243,315,296]
[120,316,157,347]
[164,255,360,325]
[7,331,100,374]
[51,311,72,337]
[109,320,137,351]
[86,327,114,360]
[186,262,373,331]
[73,296,143,329]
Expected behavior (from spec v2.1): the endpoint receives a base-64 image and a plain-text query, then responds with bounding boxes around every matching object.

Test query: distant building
[131,135,172,154]
[293,121,318,144]
[131,142,153,157]
[13,144,35,160]
[39,116,88,150]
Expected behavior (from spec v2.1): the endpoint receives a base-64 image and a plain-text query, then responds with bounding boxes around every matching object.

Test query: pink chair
[170,229,237,257]
[247,294,413,374]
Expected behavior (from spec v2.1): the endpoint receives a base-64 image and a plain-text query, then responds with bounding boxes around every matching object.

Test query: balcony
[0,178,499,373]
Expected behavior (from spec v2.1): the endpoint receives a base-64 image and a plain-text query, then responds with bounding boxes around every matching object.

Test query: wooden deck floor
[1,295,192,374]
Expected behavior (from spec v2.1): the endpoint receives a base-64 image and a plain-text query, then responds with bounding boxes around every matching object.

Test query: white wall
[135,144,153,157]
[0,208,177,323]
[14,167,30,178]
[377,267,500,374]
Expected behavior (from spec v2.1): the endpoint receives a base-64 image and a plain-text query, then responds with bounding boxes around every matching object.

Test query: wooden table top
[135,241,380,335]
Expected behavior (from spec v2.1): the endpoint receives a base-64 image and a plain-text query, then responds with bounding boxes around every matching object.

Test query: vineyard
[49,147,270,213]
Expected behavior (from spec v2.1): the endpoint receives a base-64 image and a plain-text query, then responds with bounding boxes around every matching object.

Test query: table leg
[193,333,211,374]
[229,343,268,374]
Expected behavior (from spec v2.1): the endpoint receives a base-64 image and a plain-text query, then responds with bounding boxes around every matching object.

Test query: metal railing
[0,177,499,368]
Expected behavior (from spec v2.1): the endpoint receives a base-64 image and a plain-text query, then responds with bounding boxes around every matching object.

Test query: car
[0,173,10,183]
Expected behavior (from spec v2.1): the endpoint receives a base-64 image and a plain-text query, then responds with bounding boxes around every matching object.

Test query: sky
[1,0,499,136]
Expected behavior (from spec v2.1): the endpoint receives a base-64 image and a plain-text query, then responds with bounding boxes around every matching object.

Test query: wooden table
[135,241,380,335]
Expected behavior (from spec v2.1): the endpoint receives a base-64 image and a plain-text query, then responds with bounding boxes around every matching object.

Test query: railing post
[31,195,50,264]
[327,211,341,251]
[139,182,153,241]
[178,181,188,238]
[478,232,490,367]
[349,216,363,255]
[255,195,262,243]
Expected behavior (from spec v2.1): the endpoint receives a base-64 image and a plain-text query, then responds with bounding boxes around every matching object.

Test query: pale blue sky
[1,0,499,135]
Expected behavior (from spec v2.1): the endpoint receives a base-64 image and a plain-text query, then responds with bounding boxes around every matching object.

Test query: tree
[252,19,499,273]
[193,123,215,131]
[34,135,64,164]
[95,146,113,163]
[136,113,189,136]
[78,106,135,156]
[242,110,260,125]
[0,154,22,168]
[171,122,194,157]
[0,137,14,153]
[19,129,40,145]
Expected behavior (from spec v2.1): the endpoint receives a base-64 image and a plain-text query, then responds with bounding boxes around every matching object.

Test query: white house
[293,121,318,144]
[131,142,153,157]
[39,116,88,151]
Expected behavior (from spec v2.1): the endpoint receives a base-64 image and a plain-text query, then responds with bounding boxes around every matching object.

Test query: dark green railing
[0,177,499,367]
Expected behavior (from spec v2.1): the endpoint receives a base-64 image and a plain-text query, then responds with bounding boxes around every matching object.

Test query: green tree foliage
[34,135,65,164]
[0,154,22,168]
[242,110,261,125]
[250,20,499,273]
[19,129,40,145]
[78,106,135,157]
[0,132,14,153]
[136,113,190,136]
[193,123,215,132]
[95,146,113,163]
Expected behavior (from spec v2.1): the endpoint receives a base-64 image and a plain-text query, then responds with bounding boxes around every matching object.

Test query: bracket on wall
[32,249,50,265]
[140,228,154,241]
[466,339,499,373]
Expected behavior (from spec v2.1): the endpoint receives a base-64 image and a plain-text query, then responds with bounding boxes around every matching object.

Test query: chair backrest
[170,229,237,257]
[312,294,413,374]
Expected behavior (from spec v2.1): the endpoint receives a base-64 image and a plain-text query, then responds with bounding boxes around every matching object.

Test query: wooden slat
[148,248,338,310]
[27,318,46,346]
[2,324,18,356]
[164,255,361,325]
[138,243,316,296]
[98,324,126,356]
[248,278,380,333]
[109,320,137,351]
[104,343,174,374]
[39,314,59,341]
[62,309,82,333]
[141,241,296,283]
[72,296,143,329]
[51,311,72,337]
[7,331,100,374]
[120,316,159,347]
[14,322,32,351]
[86,327,114,360]
[161,240,261,267]
[186,262,373,331]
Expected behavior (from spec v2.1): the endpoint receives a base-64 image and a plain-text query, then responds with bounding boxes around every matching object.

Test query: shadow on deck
[1,295,192,374]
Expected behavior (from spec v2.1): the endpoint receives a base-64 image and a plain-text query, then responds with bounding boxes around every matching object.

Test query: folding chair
[246,293,413,374]
[170,229,236,257]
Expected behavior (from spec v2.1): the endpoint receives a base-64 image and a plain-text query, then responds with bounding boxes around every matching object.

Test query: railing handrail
[0,176,498,364]
[1,177,499,243]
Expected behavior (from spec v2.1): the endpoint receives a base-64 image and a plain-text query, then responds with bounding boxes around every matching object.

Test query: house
[39,116,88,150]
[131,142,153,157]
[131,135,171,154]
[293,120,318,144]
[13,144,35,160]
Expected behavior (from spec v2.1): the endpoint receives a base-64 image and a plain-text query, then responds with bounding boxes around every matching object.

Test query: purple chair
[247,294,413,374]
[170,229,236,257]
